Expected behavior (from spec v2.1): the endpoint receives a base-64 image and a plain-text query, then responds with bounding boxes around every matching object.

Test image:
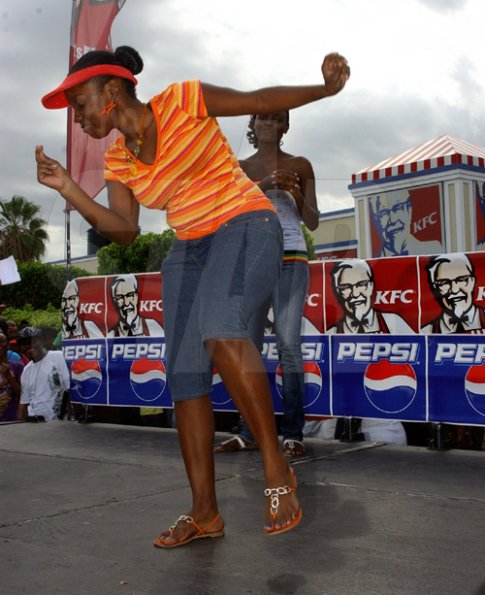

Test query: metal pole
[65,207,71,282]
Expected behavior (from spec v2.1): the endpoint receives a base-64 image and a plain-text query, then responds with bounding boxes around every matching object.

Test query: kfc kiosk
[349,135,485,258]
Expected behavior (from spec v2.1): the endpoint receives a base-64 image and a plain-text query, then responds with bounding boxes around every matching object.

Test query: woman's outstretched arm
[202,52,350,117]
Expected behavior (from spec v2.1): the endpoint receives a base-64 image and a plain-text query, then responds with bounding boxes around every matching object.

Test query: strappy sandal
[153,514,225,549]
[282,438,306,458]
[214,435,258,453]
[264,467,302,536]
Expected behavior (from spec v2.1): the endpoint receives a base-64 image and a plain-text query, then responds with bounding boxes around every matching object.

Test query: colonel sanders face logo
[112,277,139,326]
[431,258,476,319]
[335,261,374,322]
[371,190,412,255]
[61,282,80,328]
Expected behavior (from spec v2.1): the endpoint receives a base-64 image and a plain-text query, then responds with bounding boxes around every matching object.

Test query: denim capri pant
[161,209,283,401]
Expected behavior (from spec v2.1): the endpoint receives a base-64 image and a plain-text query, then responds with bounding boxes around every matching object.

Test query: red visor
[41,64,138,109]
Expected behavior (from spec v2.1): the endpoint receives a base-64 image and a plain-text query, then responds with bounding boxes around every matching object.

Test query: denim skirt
[161,209,282,401]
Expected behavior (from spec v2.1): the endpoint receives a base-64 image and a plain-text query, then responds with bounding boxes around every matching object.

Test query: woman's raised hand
[35,145,72,195]
[321,52,350,96]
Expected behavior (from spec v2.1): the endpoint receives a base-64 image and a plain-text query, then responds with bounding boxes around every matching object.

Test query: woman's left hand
[36,145,73,195]
[269,169,301,194]
[321,52,350,96]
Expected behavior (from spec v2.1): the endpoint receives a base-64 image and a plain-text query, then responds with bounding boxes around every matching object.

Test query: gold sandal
[153,514,225,549]
[264,468,302,536]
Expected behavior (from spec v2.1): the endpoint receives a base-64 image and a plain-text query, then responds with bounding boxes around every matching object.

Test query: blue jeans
[240,259,309,442]
[161,210,283,401]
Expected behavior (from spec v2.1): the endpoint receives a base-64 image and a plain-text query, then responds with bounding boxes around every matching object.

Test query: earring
[100,101,117,116]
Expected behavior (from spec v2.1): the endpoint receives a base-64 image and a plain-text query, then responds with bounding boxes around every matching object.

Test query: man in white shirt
[18,327,70,421]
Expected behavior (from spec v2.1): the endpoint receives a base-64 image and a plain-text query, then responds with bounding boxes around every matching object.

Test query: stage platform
[1,421,485,595]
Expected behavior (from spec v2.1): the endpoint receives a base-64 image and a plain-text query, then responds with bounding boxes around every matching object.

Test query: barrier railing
[62,253,485,428]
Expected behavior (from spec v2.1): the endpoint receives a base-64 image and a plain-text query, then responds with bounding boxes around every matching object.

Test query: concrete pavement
[1,421,485,595]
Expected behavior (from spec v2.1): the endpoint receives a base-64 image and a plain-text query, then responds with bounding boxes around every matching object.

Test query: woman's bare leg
[156,395,224,545]
[206,337,301,531]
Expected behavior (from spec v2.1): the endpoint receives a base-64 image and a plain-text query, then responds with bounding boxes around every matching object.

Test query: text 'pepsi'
[261,341,323,361]
[63,344,103,360]
[434,343,485,364]
[336,342,419,363]
[111,342,166,360]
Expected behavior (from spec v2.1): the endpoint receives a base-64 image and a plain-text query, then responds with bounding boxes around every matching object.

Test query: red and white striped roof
[351,135,485,185]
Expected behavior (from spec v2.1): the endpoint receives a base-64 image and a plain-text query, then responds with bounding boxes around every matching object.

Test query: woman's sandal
[264,467,302,536]
[153,514,225,549]
[214,435,258,453]
[282,438,306,458]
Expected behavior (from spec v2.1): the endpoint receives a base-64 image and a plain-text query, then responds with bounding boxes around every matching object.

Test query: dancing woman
[37,46,349,546]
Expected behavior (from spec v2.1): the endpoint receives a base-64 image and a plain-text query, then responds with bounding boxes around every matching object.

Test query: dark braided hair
[246,111,290,148]
[69,46,143,98]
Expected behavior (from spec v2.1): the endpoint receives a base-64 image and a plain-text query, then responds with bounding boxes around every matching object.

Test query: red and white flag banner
[67,0,126,208]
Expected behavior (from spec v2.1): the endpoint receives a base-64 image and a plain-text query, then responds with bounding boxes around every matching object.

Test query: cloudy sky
[1,0,485,262]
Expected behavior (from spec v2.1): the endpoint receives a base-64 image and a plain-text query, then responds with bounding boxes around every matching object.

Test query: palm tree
[0,195,49,262]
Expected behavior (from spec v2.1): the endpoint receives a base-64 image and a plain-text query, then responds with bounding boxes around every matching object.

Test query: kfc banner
[67,0,126,205]
[368,184,444,258]
[63,253,485,425]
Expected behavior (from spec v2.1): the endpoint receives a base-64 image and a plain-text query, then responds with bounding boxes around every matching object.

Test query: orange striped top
[104,80,274,239]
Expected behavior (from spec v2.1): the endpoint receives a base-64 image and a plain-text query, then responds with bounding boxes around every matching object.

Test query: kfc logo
[421,254,485,334]
[374,289,415,305]
[61,280,103,340]
[327,260,414,335]
[108,275,164,337]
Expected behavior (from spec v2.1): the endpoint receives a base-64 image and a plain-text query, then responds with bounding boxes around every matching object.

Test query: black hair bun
[114,46,144,75]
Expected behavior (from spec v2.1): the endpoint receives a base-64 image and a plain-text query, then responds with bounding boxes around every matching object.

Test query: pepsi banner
[63,253,485,426]
[428,336,485,425]
[331,336,427,421]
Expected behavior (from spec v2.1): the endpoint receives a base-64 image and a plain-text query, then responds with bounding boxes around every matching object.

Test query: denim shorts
[161,209,282,401]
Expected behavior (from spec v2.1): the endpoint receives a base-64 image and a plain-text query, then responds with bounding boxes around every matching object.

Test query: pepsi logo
[129,357,166,402]
[275,361,323,408]
[71,358,102,400]
[464,364,485,417]
[211,368,231,406]
[364,359,417,413]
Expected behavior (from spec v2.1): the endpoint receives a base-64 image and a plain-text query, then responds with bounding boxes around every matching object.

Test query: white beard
[123,309,137,325]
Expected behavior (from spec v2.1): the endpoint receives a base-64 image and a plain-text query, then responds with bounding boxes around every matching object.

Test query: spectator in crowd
[215,109,318,458]
[17,327,70,422]
[16,326,35,365]
[6,319,18,342]
[40,325,60,350]
[0,317,22,363]
[0,332,23,422]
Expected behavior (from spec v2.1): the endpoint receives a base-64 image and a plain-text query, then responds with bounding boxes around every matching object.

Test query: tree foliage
[0,261,91,310]
[1,304,61,330]
[0,195,49,262]
[97,229,176,274]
